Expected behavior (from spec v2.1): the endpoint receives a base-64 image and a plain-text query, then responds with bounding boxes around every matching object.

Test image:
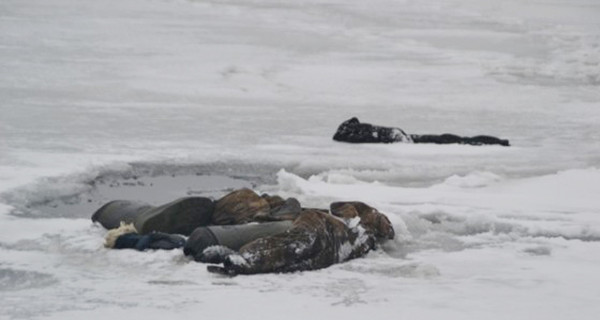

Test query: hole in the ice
[2,162,286,219]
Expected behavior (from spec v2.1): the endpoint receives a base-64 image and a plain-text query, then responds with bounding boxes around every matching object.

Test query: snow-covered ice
[1,0,600,319]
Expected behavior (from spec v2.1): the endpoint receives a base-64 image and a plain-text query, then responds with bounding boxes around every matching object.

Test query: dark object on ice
[212,188,270,225]
[183,220,294,261]
[333,117,412,143]
[97,189,396,275]
[195,246,237,264]
[261,194,286,209]
[92,200,153,230]
[207,265,237,276]
[330,201,395,240]
[216,202,395,275]
[333,117,509,146]
[134,197,214,235]
[114,232,186,251]
[92,197,215,236]
[270,198,302,220]
[411,134,509,146]
[257,194,302,221]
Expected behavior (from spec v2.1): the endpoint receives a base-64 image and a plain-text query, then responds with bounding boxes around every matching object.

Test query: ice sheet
[1,0,600,319]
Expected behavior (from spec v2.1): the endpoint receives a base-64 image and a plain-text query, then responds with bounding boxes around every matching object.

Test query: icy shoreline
[2,0,600,318]
[1,162,599,319]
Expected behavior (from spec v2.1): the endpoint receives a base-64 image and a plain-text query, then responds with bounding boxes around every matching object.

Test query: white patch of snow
[226,254,248,267]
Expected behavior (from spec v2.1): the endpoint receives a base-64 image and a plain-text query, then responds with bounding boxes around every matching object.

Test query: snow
[226,254,249,267]
[1,0,600,319]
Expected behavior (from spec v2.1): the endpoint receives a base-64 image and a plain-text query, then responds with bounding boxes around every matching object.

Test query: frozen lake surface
[1,0,599,319]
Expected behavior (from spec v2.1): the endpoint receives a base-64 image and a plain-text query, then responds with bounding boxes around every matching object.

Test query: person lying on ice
[333,117,510,146]
[93,189,395,275]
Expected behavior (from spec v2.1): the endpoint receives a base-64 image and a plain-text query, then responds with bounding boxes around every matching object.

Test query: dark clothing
[411,133,509,146]
[114,232,185,251]
[333,117,412,143]
[333,117,509,146]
